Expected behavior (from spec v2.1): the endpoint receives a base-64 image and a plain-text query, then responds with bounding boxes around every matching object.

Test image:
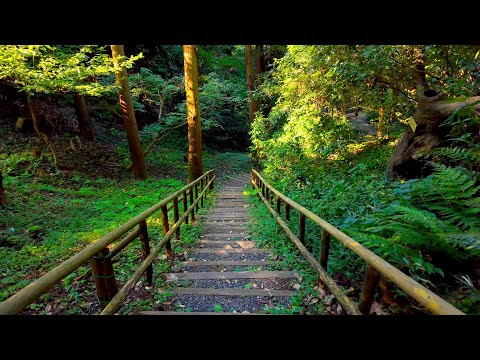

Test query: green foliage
[0,45,140,96]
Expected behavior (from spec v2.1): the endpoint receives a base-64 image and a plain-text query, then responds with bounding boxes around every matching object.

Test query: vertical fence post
[161,205,172,258]
[266,187,269,203]
[298,213,306,245]
[209,173,214,190]
[285,203,291,221]
[183,190,189,225]
[139,220,153,286]
[194,183,199,211]
[276,196,281,214]
[359,265,378,315]
[189,188,195,222]
[90,247,118,308]
[320,230,331,270]
[173,196,180,240]
[200,178,204,207]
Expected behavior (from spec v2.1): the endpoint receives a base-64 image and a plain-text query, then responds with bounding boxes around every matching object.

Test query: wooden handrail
[0,170,214,315]
[252,169,464,315]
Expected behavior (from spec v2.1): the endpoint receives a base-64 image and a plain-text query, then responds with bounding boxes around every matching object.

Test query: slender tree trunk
[27,94,60,168]
[377,107,384,138]
[73,94,93,140]
[0,169,5,205]
[111,45,148,180]
[183,45,203,182]
[245,45,257,123]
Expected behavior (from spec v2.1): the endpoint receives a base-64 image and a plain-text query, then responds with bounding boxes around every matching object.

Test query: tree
[245,45,257,123]
[73,94,93,140]
[110,45,149,180]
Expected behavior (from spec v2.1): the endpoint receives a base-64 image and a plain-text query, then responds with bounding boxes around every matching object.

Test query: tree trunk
[73,94,93,141]
[377,107,384,138]
[183,45,203,182]
[27,94,60,168]
[254,45,270,117]
[245,45,257,124]
[387,92,480,178]
[0,169,5,205]
[110,45,148,180]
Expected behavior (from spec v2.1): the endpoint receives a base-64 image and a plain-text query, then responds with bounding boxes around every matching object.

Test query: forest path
[141,172,300,314]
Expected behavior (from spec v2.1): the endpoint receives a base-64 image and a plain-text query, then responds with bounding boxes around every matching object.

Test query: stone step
[188,248,269,254]
[178,260,275,267]
[199,233,248,239]
[160,287,294,297]
[164,270,298,281]
[196,240,256,248]
[139,311,267,315]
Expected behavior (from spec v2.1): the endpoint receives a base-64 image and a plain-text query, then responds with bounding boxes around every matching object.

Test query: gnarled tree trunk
[387,47,480,178]
[111,45,148,180]
[73,94,93,140]
[387,91,480,178]
[183,45,203,182]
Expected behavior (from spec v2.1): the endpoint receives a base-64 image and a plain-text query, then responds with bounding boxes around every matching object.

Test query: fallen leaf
[45,304,52,312]
[324,295,334,306]
[336,305,342,313]
[162,301,172,306]
[252,283,258,288]
[293,283,301,290]
[177,304,186,308]
[159,255,167,260]
[310,298,319,304]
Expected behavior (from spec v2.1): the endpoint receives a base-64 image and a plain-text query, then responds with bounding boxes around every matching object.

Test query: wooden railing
[252,169,464,315]
[0,170,215,315]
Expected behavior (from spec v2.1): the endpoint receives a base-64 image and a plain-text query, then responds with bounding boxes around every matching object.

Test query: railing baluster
[285,203,291,221]
[320,230,331,270]
[161,205,172,257]
[298,213,306,245]
[139,220,152,286]
[209,173,214,190]
[194,183,199,211]
[189,188,195,222]
[173,196,180,240]
[90,247,118,308]
[276,196,281,214]
[200,178,204,207]
[183,190,188,224]
[358,265,378,315]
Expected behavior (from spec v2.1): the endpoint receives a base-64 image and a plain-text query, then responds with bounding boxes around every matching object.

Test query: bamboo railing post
[266,187,269,203]
[200,178,204,207]
[320,230,331,270]
[194,183,199,211]
[183,190,189,224]
[358,265,379,315]
[209,173,214,190]
[276,196,281,214]
[161,205,172,258]
[139,220,153,286]
[173,196,180,240]
[298,213,306,245]
[285,203,291,221]
[90,247,118,308]
[189,188,195,222]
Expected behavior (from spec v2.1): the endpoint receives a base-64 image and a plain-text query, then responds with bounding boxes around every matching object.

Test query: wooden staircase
[141,174,299,315]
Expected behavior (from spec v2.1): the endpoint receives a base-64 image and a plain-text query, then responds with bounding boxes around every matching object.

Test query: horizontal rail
[101,175,215,315]
[252,169,464,315]
[108,228,141,259]
[0,170,214,315]
[256,186,361,315]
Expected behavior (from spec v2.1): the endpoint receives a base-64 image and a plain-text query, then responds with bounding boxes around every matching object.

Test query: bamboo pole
[90,248,118,308]
[161,205,172,258]
[358,265,378,315]
[173,196,180,240]
[298,214,306,245]
[285,203,291,221]
[139,220,153,286]
[320,230,331,270]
